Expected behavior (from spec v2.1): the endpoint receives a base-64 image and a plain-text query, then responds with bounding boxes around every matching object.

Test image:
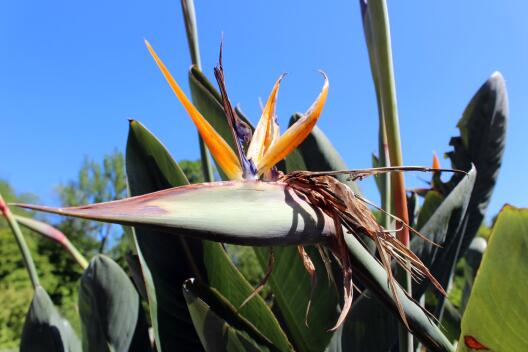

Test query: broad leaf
[125,251,148,301]
[78,254,151,352]
[183,279,277,352]
[435,72,508,259]
[202,241,293,351]
[340,293,398,352]
[412,167,476,298]
[126,120,291,351]
[457,206,528,351]
[344,232,454,352]
[415,190,444,231]
[277,148,307,173]
[126,119,204,351]
[440,300,462,343]
[254,246,339,352]
[20,286,81,352]
[460,237,487,313]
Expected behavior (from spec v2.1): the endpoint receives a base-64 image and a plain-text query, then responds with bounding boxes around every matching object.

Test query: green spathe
[15,180,335,246]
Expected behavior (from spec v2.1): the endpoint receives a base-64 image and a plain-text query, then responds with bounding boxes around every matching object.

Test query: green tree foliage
[0,227,34,349]
[0,182,51,349]
[56,149,127,254]
[178,159,206,183]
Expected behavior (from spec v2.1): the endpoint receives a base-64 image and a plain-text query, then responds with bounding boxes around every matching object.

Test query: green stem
[198,138,214,182]
[366,0,409,242]
[180,0,214,182]
[378,120,392,229]
[13,214,90,270]
[180,0,201,69]
[0,195,40,289]
[361,1,391,228]
[362,1,412,350]
[63,238,89,270]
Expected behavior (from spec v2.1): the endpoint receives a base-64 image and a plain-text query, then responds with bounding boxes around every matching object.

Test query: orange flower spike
[145,40,243,180]
[257,72,329,175]
[432,152,441,170]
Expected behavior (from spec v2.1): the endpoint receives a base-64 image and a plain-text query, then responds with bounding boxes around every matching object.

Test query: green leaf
[440,300,462,343]
[344,230,454,352]
[460,237,487,313]
[254,246,339,352]
[125,120,291,351]
[340,293,398,352]
[183,279,277,352]
[277,148,307,174]
[435,72,508,260]
[412,167,476,299]
[78,254,151,352]
[457,206,528,351]
[20,286,81,352]
[126,119,205,351]
[406,191,419,227]
[415,190,444,231]
[202,242,293,351]
[125,251,148,301]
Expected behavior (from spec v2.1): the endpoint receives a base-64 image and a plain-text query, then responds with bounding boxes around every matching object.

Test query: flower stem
[361,0,412,350]
[180,0,214,182]
[0,195,40,290]
[63,238,89,270]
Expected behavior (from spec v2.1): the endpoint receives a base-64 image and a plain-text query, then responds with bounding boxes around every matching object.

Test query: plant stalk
[14,214,90,270]
[361,0,412,350]
[63,237,89,270]
[360,0,392,229]
[0,195,40,289]
[180,0,215,182]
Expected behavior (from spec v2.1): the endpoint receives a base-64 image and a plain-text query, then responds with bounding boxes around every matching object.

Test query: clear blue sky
[1,1,527,220]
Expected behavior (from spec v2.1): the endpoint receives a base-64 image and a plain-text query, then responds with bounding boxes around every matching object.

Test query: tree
[56,149,127,254]
[0,181,55,349]
[178,159,206,183]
